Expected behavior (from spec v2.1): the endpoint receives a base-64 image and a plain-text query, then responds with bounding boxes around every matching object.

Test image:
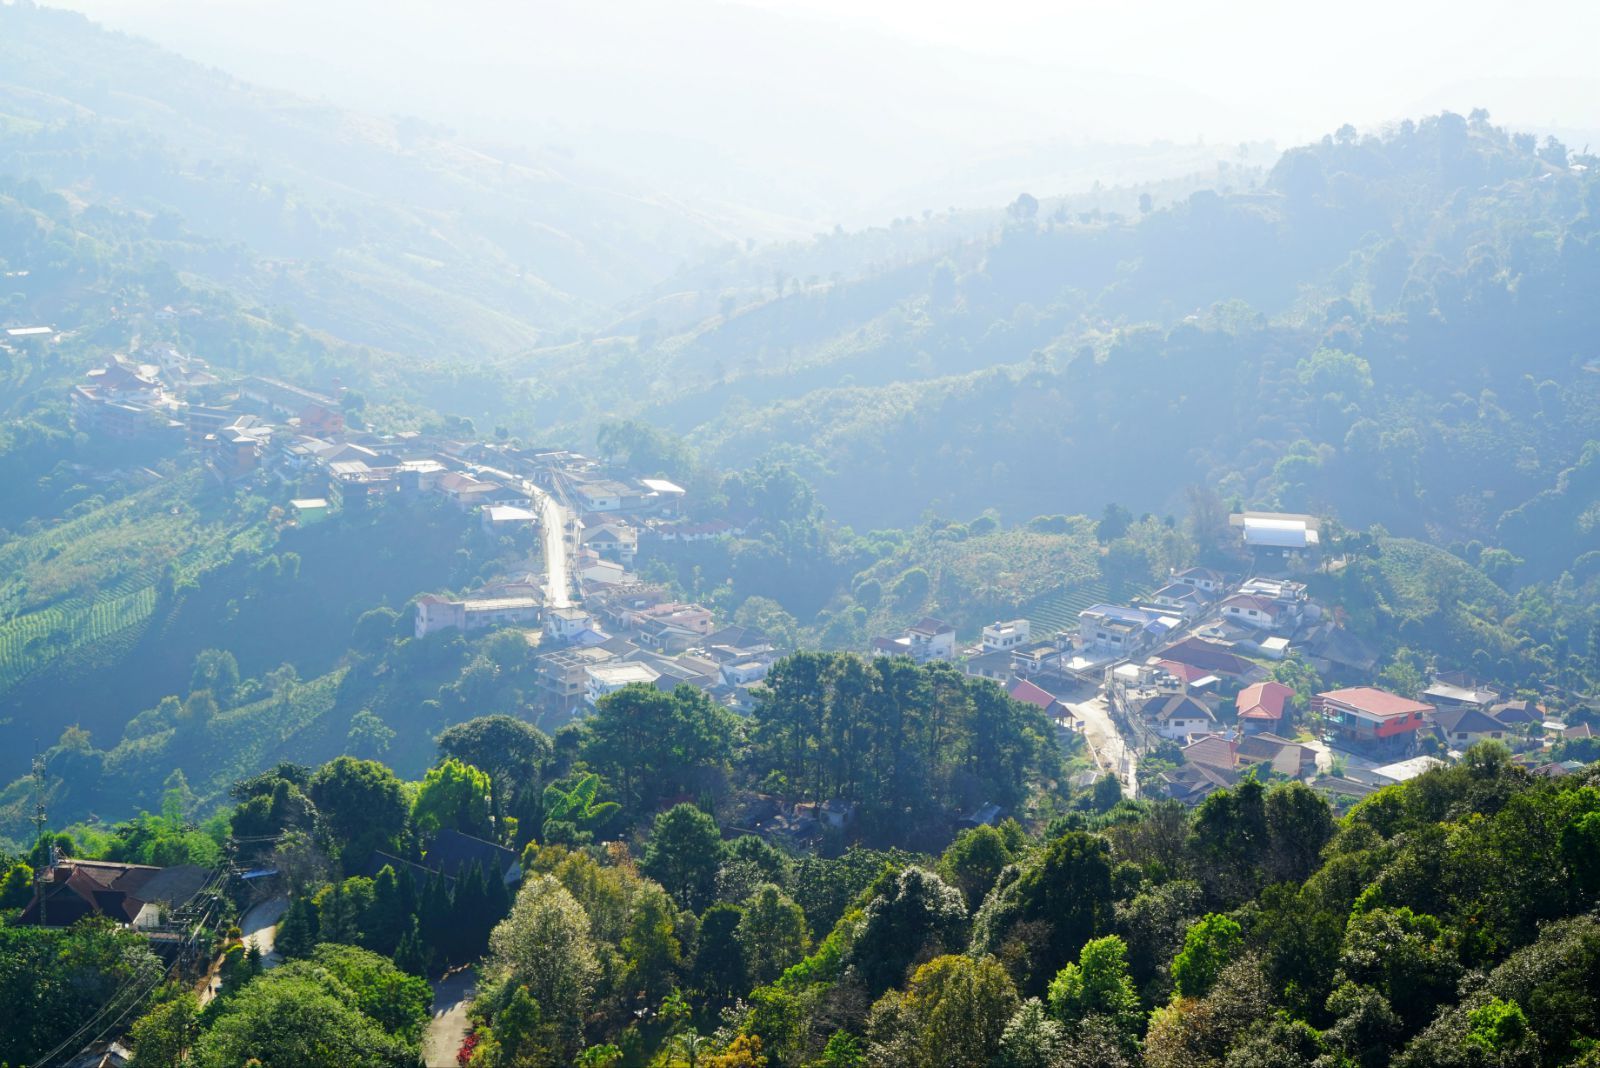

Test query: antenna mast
[32,752,48,927]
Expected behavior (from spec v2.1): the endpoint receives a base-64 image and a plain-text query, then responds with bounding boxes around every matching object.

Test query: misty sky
[55,0,1600,223]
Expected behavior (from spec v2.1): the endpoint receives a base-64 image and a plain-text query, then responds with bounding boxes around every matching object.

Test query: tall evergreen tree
[275,895,318,959]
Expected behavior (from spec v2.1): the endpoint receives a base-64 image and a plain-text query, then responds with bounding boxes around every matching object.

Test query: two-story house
[907,617,958,661]
[982,619,1032,652]
[1314,687,1433,754]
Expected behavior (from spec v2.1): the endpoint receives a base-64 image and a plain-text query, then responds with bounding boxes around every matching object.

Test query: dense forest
[7,711,1598,1066]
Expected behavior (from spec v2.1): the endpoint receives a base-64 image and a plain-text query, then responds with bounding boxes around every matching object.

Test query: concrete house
[1236,680,1294,734]
[1079,605,1175,654]
[415,593,541,639]
[1150,583,1210,619]
[1142,693,1219,742]
[1429,706,1510,749]
[1220,593,1282,630]
[982,619,1032,652]
[1173,566,1227,595]
[907,617,958,661]
[584,661,661,705]
[1315,687,1433,754]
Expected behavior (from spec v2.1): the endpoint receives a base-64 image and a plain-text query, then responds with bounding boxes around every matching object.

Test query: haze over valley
[3,2,1600,1066]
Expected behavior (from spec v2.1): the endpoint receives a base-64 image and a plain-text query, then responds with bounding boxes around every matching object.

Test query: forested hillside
[3,5,1600,1060]
[8,700,1598,1066]
[499,116,1600,555]
[0,3,750,360]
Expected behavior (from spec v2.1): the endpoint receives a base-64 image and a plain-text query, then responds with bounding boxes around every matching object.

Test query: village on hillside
[63,348,1594,833]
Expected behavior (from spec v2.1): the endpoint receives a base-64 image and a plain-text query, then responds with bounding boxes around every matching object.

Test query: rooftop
[587,662,661,686]
[1319,686,1434,719]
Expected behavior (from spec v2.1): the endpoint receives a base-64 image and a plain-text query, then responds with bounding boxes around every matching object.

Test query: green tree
[642,804,726,913]
[970,831,1115,995]
[128,992,200,1068]
[486,874,600,1059]
[437,715,553,826]
[737,883,810,985]
[308,757,409,862]
[0,859,34,908]
[1336,906,1461,1032]
[188,970,416,1068]
[352,607,400,653]
[364,865,410,956]
[692,902,747,1002]
[275,894,319,959]
[581,684,734,814]
[995,999,1067,1068]
[1171,913,1243,998]
[1046,934,1141,1040]
[619,886,684,1003]
[539,773,619,845]
[844,866,968,996]
[346,710,395,758]
[189,648,240,706]
[412,758,494,840]
[938,824,1014,912]
[865,954,1019,1067]
[301,943,433,1042]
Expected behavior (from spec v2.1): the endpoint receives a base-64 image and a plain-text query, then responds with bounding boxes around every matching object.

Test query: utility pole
[31,752,48,928]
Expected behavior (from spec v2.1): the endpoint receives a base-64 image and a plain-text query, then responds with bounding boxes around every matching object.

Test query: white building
[906,617,957,661]
[584,662,661,705]
[415,594,541,639]
[982,619,1032,652]
[545,606,595,642]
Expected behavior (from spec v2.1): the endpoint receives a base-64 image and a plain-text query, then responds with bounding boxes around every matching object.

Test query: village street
[528,482,572,609]
[1064,692,1139,798]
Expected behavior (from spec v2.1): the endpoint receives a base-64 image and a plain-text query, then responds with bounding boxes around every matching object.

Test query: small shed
[289,497,329,525]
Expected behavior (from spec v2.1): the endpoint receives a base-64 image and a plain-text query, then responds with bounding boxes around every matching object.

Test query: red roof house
[1008,678,1064,717]
[1237,681,1294,733]
[1315,687,1433,752]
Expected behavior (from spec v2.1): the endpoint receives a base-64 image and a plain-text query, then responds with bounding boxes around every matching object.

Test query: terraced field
[1019,581,1113,638]
[0,476,269,698]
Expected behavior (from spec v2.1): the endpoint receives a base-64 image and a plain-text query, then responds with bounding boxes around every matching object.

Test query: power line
[29,859,231,1068]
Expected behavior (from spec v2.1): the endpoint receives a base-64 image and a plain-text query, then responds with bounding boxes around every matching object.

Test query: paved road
[240,895,288,967]
[530,484,572,608]
[197,895,288,1006]
[1066,693,1139,798]
[423,968,477,1068]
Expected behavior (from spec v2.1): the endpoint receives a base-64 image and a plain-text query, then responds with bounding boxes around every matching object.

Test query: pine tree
[418,871,453,962]
[395,864,419,920]
[452,863,488,961]
[317,882,361,945]
[484,865,512,935]
[275,895,318,959]
[367,866,408,956]
[395,915,430,978]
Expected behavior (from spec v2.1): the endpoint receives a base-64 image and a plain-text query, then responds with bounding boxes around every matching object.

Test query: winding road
[240,895,288,965]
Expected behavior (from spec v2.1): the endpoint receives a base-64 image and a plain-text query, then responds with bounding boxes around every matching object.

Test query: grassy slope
[855,522,1103,638]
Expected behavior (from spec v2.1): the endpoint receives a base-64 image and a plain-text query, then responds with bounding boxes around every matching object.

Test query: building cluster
[860,516,1592,810]
[67,348,218,443]
[530,582,778,719]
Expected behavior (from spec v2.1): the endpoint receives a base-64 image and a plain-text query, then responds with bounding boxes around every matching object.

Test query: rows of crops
[0,584,159,694]
[1019,581,1113,637]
